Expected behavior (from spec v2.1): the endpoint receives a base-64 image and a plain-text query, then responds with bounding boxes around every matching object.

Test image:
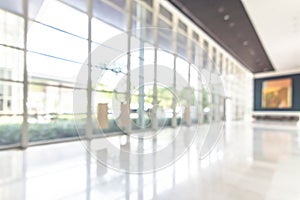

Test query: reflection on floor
[0,122,300,200]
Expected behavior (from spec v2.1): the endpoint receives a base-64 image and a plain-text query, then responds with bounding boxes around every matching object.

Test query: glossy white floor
[1,122,300,200]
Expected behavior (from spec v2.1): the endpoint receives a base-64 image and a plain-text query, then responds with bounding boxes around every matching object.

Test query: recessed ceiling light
[243,41,248,46]
[229,22,235,27]
[224,14,230,21]
[218,7,225,13]
[250,50,255,55]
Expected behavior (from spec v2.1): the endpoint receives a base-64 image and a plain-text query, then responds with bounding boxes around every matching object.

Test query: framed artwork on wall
[262,78,292,109]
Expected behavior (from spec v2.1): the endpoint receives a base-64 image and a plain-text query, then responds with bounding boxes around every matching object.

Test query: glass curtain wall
[0,6,24,147]
[27,0,87,143]
[0,0,252,148]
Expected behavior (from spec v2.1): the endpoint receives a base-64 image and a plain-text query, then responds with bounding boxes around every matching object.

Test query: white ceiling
[241,0,300,72]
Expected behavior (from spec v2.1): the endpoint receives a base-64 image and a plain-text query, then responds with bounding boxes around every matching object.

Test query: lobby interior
[0,0,300,199]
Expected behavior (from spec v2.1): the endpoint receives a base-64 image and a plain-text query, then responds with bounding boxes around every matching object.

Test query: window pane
[176,57,189,90]
[190,66,198,91]
[91,42,126,78]
[28,85,80,143]
[134,4,153,26]
[145,9,153,26]
[28,0,45,19]
[0,9,24,48]
[192,31,199,41]
[0,46,23,81]
[27,52,81,84]
[158,18,171,28]
[177,33,187,59]
[159,5,172,21]
[133,7,154,43]
[178,20,187,32]
[219,53,223,74]
[191,41,198,64]
[92,18,122,44]
[110,0,126,9]
[130,48,154,67]
[144,0,153,7]
[131,1,137,16]
[0,81,23,147]
[203,40,209,69]
[0,81,23,114]
[93,0,126,31]
[156,51,177,126]
[95,70,125,92]
[212,47,216,71]
[0,0,23,15]
[225,58,229,75]
[30,0,88,38]
[157,50,174,84]
[60,0,87,13]
[158,21,172,50]
[27,22,88,63]
[158,33,172,51]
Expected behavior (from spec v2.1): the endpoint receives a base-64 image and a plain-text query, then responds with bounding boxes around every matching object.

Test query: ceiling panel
[242,0,300,72]
[169,0,274,73]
